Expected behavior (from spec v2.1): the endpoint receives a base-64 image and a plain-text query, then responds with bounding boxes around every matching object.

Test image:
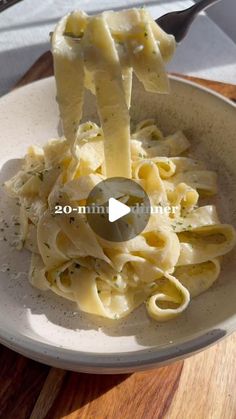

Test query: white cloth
[0,0,236,96]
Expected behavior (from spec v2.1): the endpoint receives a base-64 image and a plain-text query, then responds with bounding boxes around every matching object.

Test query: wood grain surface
[0,50,236,419]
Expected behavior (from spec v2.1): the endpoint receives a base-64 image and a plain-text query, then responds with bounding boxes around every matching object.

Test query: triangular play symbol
[108,197,131,222]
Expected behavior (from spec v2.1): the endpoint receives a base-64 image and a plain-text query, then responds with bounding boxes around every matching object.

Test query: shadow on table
[0,43,49,96]
[0,343,131,419]
[0,0,181,34]
[168,14,236,74]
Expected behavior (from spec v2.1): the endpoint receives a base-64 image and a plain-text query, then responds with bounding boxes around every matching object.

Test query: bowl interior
[0,76,236,366]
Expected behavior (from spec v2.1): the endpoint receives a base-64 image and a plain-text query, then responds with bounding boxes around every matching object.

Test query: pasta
[4,8,236,322]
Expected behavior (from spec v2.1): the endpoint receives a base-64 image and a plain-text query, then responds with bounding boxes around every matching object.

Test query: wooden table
[1,52,236,419]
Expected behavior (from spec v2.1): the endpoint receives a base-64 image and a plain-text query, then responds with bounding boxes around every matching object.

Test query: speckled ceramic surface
[0,76,236,373]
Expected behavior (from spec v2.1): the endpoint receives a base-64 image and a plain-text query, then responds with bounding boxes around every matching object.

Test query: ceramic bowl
[0,76,235,373]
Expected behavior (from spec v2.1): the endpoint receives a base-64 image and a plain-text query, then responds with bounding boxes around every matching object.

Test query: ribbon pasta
[5,119,236,321]
[4,8,236,322]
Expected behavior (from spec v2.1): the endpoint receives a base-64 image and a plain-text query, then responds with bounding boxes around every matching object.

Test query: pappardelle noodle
[5,9,236,322]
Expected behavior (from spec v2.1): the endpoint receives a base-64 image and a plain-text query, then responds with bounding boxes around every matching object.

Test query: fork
[61,0,221,43]
[1,0,221,43]
[156,0,221,42]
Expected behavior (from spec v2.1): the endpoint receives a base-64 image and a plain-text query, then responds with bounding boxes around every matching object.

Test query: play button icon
[86,177,150,242]
[108,198,131,222]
